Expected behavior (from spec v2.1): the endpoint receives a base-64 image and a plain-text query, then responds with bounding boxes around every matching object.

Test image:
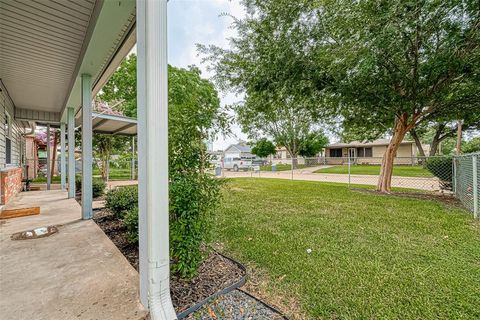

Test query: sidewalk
[0,190,147,320]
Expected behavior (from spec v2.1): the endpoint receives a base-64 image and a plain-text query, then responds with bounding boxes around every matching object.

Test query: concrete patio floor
[0,190,147,320]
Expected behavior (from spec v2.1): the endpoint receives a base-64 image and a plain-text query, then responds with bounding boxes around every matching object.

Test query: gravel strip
[186,289,285,320]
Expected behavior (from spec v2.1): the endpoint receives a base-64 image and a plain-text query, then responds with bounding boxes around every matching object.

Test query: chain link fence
[454,153,479,218]
[218,156,453,192]
[215,154,480,217]
[24,158,138,183]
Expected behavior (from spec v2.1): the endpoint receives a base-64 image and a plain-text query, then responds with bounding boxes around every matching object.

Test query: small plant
[105,186,138,218]
[123,206,139,243]
[75,175,106,198]
[424,157,453,190]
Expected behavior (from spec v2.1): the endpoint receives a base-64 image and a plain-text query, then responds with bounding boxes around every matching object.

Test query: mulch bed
[93,209,245,314]
[352,188,463,208]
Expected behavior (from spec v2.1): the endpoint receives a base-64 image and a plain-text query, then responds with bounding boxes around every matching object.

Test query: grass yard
[214,178,479,319]
[315,164,433,177]
[31,176,61,184]
[92,168,135,180]
[260,164,292,171]
[260,164,308,171]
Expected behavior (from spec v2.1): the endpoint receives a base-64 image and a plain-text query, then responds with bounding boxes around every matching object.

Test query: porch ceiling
[0,0,98,112]
[0,0,136,121]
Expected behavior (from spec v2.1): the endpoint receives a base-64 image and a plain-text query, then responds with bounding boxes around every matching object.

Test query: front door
[348,148,356,162]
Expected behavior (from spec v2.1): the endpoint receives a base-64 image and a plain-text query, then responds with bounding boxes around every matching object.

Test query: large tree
[320,0,480,192]
[199,0,329,163]
[99,55,137,117]
[251,138,276,158]
[298,130,329,158]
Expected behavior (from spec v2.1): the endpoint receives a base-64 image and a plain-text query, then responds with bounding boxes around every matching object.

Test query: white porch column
[67,107,76,198]
[46,124,51,190]
[81,74,93,220]
[131,136,135,180]
[137,0,176,318]
[60,122,66,190]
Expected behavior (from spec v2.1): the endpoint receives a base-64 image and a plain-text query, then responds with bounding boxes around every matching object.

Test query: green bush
[99,65,225,279]
[425,157,453,190]
[123,206,139,243]
[169,173,222,278]
[75,175,106,198]
[105,186,138,218]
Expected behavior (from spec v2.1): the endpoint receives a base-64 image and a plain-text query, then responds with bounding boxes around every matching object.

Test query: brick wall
[1,167,23,205]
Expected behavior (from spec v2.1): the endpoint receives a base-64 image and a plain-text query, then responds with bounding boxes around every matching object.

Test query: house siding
[1,86,24,168]
[325,143,416,165]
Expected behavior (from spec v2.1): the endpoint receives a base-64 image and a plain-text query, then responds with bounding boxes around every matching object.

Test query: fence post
[473,155,478,219]
[291,159,294,180]
[348,156,351,188]
[452,157,456,194]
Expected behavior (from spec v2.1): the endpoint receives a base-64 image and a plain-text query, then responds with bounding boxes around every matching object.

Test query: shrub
[100,65,226,279]
[425,157,453,190]
[169,173,223,278]
[75,175,106,198]
[105,186,138,218]
[123,206,139,243]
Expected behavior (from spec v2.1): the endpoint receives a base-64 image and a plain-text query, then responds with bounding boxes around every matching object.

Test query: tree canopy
[199,0,329,159]
[99,55,137,118]
[251,138,277,158]
[298,131,329,158]
[201,0,480,192]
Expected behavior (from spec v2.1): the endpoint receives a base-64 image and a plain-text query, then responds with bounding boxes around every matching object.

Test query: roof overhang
[75,112,137,136]
[0,0,136,124]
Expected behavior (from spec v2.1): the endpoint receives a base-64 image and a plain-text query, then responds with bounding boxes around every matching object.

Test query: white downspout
[137,0,177,319]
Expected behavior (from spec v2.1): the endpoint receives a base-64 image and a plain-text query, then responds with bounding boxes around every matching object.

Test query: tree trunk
[51,130,59,179]
[377,119,409,193]
[429,124,445,156]
[456,120,462,155]
[410,129,425,157]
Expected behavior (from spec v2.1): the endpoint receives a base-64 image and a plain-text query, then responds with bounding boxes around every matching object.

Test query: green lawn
[260,164,292,171]
[31,168,135,183]
[31,176,61,184]
[260,163,308,171]
[315,165,433,177]
[214,178,479,319]
[93,168,135,180]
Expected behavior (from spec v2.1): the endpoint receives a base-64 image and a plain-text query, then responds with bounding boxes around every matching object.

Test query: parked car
[223,157,253,172]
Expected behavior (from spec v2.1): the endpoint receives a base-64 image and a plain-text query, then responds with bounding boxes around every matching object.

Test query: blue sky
[168,0,246,150]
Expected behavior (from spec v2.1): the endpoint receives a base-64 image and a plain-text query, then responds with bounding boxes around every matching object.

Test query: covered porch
[0,190,146,319]
[1,0,176,319]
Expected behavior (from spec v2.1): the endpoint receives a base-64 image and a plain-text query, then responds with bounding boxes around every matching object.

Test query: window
[356,147,373,158]
[330,148,342,157]
[365,147,373,157]
[357,147,364,157]
[5,112,11,164]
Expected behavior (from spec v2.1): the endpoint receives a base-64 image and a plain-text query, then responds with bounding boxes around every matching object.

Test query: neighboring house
[324,139,426,165]
[269,146,324,165]
[223,142,255,160]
